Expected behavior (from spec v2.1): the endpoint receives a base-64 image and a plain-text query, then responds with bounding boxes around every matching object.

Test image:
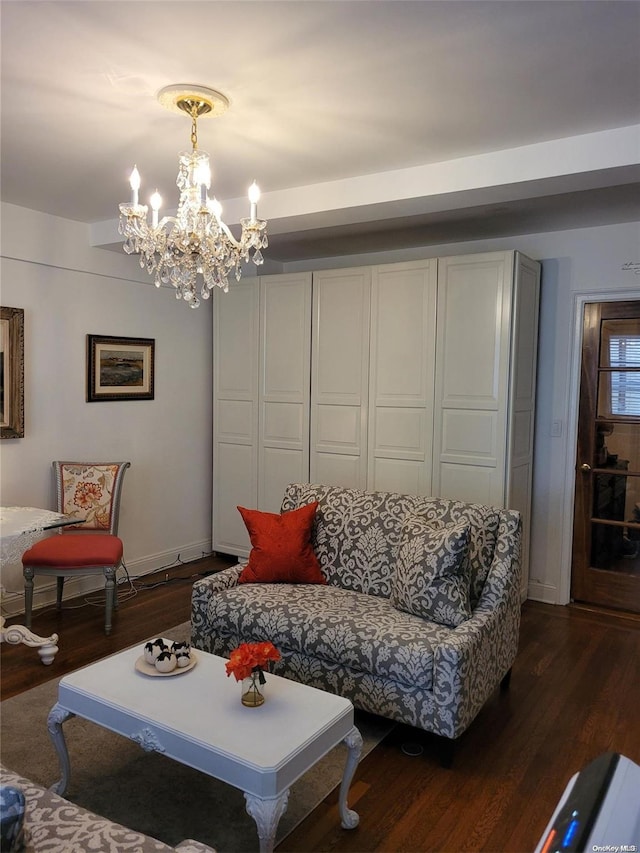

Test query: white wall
[0,203,213,614]
[281,220,640,604]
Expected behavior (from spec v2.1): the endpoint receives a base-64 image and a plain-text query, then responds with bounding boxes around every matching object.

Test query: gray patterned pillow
[391,515,472,627]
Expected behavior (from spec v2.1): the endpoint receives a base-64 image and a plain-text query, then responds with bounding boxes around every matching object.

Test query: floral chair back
[55,462,130,534]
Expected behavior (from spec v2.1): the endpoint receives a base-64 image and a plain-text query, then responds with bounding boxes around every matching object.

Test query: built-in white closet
[212,250,540,596]
[212,273,312,555]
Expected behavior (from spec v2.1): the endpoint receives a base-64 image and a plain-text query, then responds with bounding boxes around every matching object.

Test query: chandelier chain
[190,114,198,150]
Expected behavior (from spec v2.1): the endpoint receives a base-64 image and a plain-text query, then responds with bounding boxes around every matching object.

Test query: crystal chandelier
[118,85,268,308]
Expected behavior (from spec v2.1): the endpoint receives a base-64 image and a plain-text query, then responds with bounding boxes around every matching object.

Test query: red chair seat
[22,534,123,568]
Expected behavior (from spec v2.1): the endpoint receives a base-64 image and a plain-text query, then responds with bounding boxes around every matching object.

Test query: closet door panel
[311,268,371,487]
[261,447,307,511]
[216,400,254,442]
[213,281,259,555]
[261,276,310,399]
[371,264,434,404]
[314,453,363,490]
[315,405,362,450]
[314,277,368,402]
[434,250,540,595]
[214,443,255,555]
[508,253,541,595]
[510,254,541,468]
[258,273,312,509]
[438,258,509,408]
[510,460,533,596]
[215,283,259,400]
[434,253,512,498]
[368,261,437,496]
[512,410,533,459]
[438,464,502,507]
[373,408,427,458]
[440,410,498,466]
[371,458,424,495]
[262,402,305,445]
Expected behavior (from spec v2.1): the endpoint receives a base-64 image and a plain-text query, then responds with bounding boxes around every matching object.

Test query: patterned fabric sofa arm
[431,511,523,739]
[190,564,244,639]
[0,765,217,853]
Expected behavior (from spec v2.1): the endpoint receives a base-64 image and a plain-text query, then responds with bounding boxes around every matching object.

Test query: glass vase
[241,671,265,707]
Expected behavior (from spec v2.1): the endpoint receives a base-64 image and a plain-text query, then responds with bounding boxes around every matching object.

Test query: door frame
[560,286,640,604]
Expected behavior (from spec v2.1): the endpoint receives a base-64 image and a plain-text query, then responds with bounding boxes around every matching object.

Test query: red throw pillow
[237,502,326,584]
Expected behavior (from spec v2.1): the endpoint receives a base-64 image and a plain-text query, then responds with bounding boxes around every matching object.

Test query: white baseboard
[527,579,559,604]
[0,539,212,618]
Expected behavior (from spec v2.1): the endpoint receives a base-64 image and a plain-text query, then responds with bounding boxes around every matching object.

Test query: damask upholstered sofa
[0,764,216,853]
[191,483,522,758]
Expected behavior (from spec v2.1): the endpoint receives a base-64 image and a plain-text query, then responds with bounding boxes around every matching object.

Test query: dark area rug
[0,623,393,852]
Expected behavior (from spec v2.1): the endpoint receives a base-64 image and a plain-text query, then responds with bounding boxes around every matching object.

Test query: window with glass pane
[609,333,640,416]
[597,319,640,419]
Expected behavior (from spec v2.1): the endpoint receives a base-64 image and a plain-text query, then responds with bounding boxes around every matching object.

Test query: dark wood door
[571,300,640,613]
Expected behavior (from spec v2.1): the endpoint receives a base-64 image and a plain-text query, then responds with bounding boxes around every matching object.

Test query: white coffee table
[47,644,363,852]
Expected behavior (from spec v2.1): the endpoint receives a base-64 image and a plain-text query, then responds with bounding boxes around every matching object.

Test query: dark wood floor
[2,556,639,852]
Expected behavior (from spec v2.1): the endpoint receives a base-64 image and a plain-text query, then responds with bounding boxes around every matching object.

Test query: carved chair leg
[104,568,116,635]
[114,562,122,611]
[24,567,34,628]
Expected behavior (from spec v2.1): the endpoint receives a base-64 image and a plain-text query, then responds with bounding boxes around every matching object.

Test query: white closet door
[258,273,312,511]
[311,267,371,489]
[369,260,438,495]
[433,251,514,506]
[507,252,541,595]
[213,280,259,555]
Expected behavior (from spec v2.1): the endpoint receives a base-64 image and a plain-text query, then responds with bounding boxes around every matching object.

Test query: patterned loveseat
[191,484,522,755]
[0,765,216,853]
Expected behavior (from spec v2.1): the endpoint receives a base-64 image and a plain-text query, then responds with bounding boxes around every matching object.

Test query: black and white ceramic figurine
[143,638,168,665]
[172,641,191,668]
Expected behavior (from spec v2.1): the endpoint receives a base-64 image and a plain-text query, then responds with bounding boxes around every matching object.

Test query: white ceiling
[1,0,639,263]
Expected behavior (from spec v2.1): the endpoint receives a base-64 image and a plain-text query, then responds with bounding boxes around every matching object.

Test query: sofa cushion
[281,484,501,604]
[199,583,454,691]
[407,501,500,605]
[392,516,472,627]
[237,502,326,584]
[281,485,407,598]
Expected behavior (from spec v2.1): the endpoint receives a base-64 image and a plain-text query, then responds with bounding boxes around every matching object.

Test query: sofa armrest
[430,510,522,738]
[1,764,207,853]
[190,564,244,641]
[194,563,245,594]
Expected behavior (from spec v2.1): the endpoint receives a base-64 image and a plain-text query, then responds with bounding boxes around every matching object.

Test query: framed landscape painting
[87,334,155,402]
[0,306,25,438]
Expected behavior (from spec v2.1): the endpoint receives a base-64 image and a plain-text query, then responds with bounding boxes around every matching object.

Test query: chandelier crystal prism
[118,85,267,308]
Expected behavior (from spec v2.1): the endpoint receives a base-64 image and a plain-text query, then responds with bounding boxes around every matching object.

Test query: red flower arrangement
[225,641,281,684]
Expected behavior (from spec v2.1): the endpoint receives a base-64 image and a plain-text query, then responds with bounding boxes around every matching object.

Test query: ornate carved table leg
[338,725,362,829]
[47,703,75,795]
[0,616,59,665]
[244,790,290,853]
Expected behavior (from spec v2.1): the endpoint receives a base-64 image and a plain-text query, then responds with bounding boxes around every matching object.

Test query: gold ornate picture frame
[87,334,155,402]
[0,306,25,439]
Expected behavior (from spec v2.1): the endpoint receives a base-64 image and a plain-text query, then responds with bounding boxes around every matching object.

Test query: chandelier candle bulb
[248,181,260,223]
[129,166,141,207]
[194,160,210,206]
[150,190,162,228]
